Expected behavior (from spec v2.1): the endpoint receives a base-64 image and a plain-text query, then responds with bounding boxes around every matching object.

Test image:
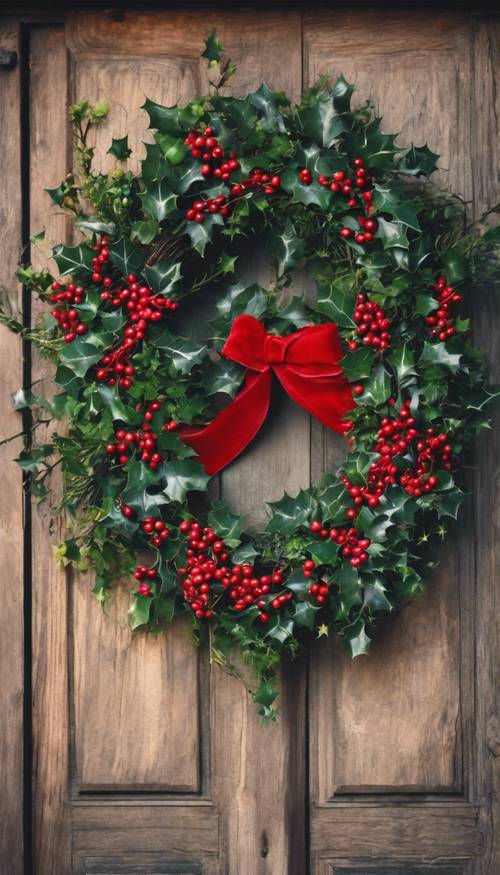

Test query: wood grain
[0,19,24,875]
[29,25,72,875]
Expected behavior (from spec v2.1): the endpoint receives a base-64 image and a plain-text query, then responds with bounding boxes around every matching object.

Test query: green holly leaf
[420,342,462,373]
[97,383,140,424]
[140,179,178,222]
[156,431,196,459]
[388,343,417,386]
[400,143,439,177]
[280,145,341,208]
[340,347,375,381]
[441,246,467,283]
[52,243,94,277]
[202,30,224,66]
[348,117,402,170]
[142,98,183,136]
[59,339,103,378]
[76,216,116,236]
[316,476,349,524]
[45,184,66,206]
[363,578,393,613]
[159,460,210,502]
[376,217,409,250]
[149,326,207,373]
[292,601,320,631]
[186,212,223,256]
[342,621,371,658]
[109,238,145,278]
[307,538,339,566]
[314,278,355,328]
[144,261,182,296]
[267,489,318,536]
[271,296,312,332]
[415,291,437,316]
[201,358,244,397]
[285,570,311,596]
[129,593,153,631]
[269,221,306,276]
[377,486,417,525]
[265,616,295,644]
[358,363,392,405]
[107,135,131,161]
[336,563,362,615]
[341,451,376,486]
[249,83,287,132]
[215,283,268,321]
[231,542,259,564]
[371,182,421,231]
[297,93,348,147]
[438,487,465,519]
[154,132,188,165]
[167,158,205,195]
[121,459,162,516]
[207,499,243,548]
[130,219,159,245]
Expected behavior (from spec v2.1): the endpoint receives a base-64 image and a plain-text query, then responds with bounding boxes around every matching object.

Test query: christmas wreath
[7,33,499,716]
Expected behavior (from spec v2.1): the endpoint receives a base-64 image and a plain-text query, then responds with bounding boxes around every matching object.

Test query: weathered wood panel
[0,19,25,875]
[305,10,469,812]
[29,26,72,875]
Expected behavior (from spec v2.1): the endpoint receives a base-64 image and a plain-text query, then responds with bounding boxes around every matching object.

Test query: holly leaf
[149,326,207,373]
[201,358,244,397]
[154,132,188,165]
[129,593,153,631]
[207,499,243,547]
[363,578,393,613]
[316,477,349,524]
[415,291,437,316]
[97,383,140,424]
[307,538,339,566]
[314,278,355,328]
[265,616,295,644]
[202,30,224,66]
[358,363,392,405]
[215,283,268,321]
[419,342,462,373]
[76,216,116,236]
[269,221,306,276]
[336,563,362,615]
[400,144,439,177]
[340,347,375,381]
[109,238,145,278]
[130,219,159,245]
[388,343,417,386]
[271,296,312,331]
[231,542,259,564]
[186,213,223,256]
[142,98,182,136]
[249,83,287,132]
[376,217,409,250]
[285,570,311,596]
[59,339,103,378]
[159,460,210,502]
[52,243,94,277]
[144,261,182,296]
[292,601,321,631]
[341,451,376,486]
[280,145,341,208]
[140,179,178,222]
[121,459,162,516]
[342,621,371,658]
[371,182,421,230]
[267,489,318,536]
[297,93,348,147]
[441,246,467,283]
[107,135,131,161]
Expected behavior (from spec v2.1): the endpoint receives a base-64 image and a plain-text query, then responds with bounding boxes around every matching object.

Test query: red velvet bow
[180,314,355,475]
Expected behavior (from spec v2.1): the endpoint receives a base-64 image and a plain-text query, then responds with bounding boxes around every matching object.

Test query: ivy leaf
[201,358,244,397]
[207,499,243,548]
[52,243,94,277]
[316,477,349,524]
[149,326,207,373]
[140,179,178,222]
[144,261,182,296]
[388,343,417,386]
[202,30,224,66]
[400,143,439,177]
[159,460,210,502]
[314,278,355,328]
[107,135,131,161]
[292,601,321,631]
[59,339,103,378]
[340,347,375,381]
[109,238,145,278]
[267,489,318,536]
[186,213,223,256]
[297,93,348,147]
[420,342,462,373]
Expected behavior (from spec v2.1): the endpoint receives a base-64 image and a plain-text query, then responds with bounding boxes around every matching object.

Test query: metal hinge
[0,48,17,69]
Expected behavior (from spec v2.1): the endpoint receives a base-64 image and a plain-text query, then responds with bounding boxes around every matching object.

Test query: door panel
[10,7,498,875]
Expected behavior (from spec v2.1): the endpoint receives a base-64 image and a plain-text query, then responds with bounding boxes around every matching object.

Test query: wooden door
[0,7,498,875]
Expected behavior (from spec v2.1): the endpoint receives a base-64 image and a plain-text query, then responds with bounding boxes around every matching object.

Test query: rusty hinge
[0,48,17,69]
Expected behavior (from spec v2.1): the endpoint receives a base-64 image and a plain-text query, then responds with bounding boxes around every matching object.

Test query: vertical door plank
[0,19,25,875]
[29,26,72,875]
[471,16,500,875]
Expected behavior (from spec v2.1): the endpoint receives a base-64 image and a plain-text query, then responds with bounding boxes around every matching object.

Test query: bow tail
[178,369,272,476]
[275,367,355,435]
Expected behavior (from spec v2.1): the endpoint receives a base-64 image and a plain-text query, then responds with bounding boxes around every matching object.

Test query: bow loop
[180,313,355,475]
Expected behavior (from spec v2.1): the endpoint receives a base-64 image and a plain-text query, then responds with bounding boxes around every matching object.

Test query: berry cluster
[97,273,177,388]
[106,401,164,469]
[177,518,229,619]
[348,293,390,351]
[90,235,111,284]
[425,275,462,342]
[310,521,371,567]
[49,281,87,343]
[400,429,452,496]
[231,167,281,197]
[184,127,240,180]
[141,516,170,547]
[186,194,230,223]
[134,563,158,597]
[302,560,334,604]
[299,158,376,244]
[227,564,287,621]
